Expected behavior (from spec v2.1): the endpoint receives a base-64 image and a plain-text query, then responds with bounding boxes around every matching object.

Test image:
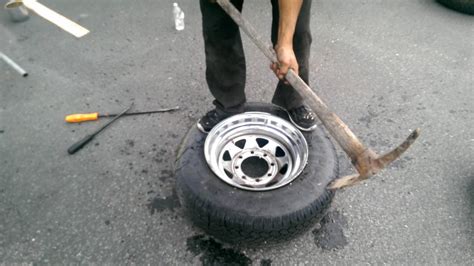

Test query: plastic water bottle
[173,3,185,31]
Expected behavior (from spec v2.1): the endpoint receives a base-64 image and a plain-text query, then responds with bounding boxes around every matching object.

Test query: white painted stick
[22,0,89,38]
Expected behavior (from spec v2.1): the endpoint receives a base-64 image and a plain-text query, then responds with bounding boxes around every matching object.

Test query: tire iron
[67,103,133,154]
[65,106,180,123]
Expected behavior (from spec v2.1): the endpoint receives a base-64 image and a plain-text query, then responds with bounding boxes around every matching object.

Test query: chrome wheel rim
[204,112,308,191]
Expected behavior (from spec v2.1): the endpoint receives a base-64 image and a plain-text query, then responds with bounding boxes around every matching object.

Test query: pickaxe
[216,0,420,189]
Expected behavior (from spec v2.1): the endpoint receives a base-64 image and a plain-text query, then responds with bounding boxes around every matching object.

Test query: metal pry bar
[0,52,28,77]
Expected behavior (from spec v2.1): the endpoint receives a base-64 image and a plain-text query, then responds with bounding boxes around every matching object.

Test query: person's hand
[270,45,299,82]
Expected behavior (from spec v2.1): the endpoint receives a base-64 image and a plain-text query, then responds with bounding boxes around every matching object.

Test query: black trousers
[200,0,312,113]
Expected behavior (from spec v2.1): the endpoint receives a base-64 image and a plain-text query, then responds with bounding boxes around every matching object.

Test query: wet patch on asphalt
[312,209,348,250]
[146,190,180,215]
[186,235,252,266]
[126,139,135,147]
[119,139,135,156]
[260,258,272,265]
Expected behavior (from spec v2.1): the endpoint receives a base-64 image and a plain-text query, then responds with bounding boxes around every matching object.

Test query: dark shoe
[287,106,317,131]
[197,109,230,133]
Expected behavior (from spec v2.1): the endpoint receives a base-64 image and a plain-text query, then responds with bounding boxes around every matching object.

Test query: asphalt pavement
[1,0,473,264]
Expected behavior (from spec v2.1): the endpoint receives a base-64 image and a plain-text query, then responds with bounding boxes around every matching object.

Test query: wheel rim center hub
[232,149,279,186]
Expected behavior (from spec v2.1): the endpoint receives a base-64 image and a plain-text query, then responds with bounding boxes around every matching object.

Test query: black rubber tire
[437,0,474,15]
[175,103,338,245]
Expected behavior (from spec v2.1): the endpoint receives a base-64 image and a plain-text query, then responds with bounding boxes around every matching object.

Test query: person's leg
[200,0,246,114]
[270,0,316,131]
[270,0,312,110]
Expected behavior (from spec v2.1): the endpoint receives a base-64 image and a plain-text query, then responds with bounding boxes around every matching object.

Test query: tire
[437,0,474,15]
[175,103,338,245]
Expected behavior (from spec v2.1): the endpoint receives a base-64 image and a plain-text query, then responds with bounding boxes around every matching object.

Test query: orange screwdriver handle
[65,113,99,123]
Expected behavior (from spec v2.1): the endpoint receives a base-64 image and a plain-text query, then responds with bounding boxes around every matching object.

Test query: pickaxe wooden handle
[216,0,420,189]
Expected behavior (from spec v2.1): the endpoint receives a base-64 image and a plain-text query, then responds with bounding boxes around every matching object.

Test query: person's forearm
[277,0,303,48]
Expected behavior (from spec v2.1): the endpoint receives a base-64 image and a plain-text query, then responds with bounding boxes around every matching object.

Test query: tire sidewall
[175,103,338,242]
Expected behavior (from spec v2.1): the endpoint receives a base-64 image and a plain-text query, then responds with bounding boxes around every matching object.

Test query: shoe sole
[196,119,210,134]
[287,111,318,132]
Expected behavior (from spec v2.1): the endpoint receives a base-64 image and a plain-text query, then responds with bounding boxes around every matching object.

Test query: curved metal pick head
[376,128,420,169]
[328,174,361,190]
[328,128,421,190]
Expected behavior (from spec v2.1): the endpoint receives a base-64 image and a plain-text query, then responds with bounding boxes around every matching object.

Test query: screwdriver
[67,104,133,154]
[65,106,180,123]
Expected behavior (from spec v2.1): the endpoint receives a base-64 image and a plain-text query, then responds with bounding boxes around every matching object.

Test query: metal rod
[0,52,28,77]
[100,106,180,118]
